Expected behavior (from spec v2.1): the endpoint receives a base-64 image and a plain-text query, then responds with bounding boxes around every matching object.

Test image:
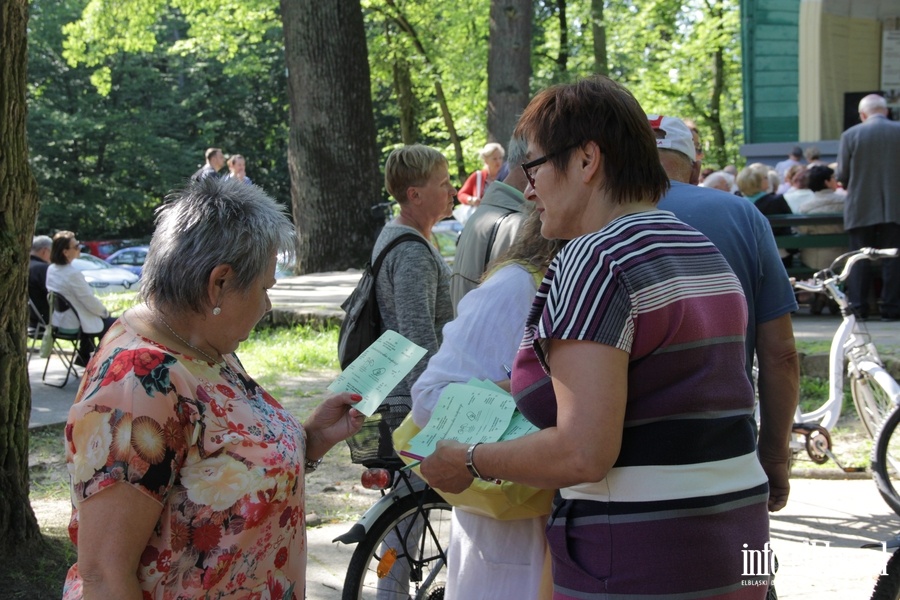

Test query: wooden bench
[766,213,848,278]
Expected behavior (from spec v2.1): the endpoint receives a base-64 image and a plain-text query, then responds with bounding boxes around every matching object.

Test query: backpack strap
[371,232,432,278]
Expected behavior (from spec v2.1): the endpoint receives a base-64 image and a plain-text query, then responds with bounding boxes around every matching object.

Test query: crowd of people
[50,80,900,599]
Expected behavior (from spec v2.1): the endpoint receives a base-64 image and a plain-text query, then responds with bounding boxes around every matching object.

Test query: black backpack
[337,233,430,369]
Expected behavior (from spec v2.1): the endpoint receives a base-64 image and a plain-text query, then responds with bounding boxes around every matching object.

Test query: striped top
[511,211,770,597]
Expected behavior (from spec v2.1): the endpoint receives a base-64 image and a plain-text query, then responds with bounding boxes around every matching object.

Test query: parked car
[80,240,127,259]
[104,246,149,277]
[73,254,141,294]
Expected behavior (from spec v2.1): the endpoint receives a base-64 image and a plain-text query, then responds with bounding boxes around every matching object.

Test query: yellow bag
[392,414,554,521]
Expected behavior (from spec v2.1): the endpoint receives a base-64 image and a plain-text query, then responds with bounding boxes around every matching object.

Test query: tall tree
[280,0,383,272]
[605,0,742,166]
[0,0,43,551]
[30,0,290,240]
[60,0,381,272]
[486,0,532,146]
[370,0,469,181]
[591,0,607,76]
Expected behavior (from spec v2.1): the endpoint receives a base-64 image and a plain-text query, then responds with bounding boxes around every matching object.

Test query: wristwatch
[465,443,501,484]
[305,457,323,473]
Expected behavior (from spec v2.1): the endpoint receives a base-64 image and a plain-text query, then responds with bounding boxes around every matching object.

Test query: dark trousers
[78,316,118,362]
[846,223,900,317]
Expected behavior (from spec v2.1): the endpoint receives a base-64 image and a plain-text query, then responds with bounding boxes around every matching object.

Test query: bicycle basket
[346,399,410,466]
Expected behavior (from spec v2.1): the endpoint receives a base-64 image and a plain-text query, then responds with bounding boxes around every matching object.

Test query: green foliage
[28,0,290,239]
[604,0,744,167]
[364,0,491,176]
[30,0,748,238]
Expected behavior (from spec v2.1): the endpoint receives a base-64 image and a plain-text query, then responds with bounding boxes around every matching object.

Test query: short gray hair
[32,235,52,252]
[478,142,505,161]
[141,177,296,314]
[505,136,527,166]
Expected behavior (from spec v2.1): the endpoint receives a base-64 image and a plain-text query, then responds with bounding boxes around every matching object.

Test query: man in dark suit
[28,235,52,327]
[838,93,900,320]
[190,147,225,182]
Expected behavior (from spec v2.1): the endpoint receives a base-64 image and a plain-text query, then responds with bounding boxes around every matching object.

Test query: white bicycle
[788,247,900,467]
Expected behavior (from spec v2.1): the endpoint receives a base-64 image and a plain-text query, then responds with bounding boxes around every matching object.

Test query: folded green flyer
[401,378,539,460]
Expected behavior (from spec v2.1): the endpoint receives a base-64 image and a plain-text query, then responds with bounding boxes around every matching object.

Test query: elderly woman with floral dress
[62,177,364,600]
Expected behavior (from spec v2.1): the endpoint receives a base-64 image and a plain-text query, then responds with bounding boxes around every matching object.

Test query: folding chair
[42,292,83,388]
[27,297,48,362]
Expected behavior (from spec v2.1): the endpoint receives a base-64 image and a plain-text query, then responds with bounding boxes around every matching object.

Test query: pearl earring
[212,307,222,316]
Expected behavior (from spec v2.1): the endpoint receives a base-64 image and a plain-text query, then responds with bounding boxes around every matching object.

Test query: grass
[100,290,142,315]
[10,321,342,599]
[798,374,854,415]
[238,323,339,394]
[795,374,872,472]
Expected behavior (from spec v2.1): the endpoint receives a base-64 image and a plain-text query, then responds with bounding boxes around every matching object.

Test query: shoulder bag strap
[483,211,515,268]
[371,233,431,277]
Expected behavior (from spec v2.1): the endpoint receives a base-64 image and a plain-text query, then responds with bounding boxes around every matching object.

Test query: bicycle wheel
[854,369,895,438]
[342,488,452,600]
[871,546,900,599]
[872,406,900,517]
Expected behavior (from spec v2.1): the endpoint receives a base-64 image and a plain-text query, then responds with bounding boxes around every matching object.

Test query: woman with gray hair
[62,177,365,600]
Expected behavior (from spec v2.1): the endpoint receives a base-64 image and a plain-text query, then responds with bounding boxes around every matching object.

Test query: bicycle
[866,535,900,599]
[333,456,452,599]
[870,401,900,517]
[787,247,899,467]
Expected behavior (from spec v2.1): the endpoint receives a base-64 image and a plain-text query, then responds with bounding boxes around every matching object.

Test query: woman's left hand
[303,392,366,460]
[420,439,473,494]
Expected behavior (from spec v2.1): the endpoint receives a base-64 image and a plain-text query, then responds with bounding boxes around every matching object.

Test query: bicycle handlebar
[793,247,898,292]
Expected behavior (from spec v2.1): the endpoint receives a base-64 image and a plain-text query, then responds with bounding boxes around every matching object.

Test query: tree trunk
[382,0,467,181]
[392,56,418,145]
[708,3,728,167]
[556,0,568,72]
[0,0,43,552]
[487,0,532,148]
[280,0,383,273]
[591,0,607,76]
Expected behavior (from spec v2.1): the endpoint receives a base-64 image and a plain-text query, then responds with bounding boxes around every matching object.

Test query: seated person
[29,235,52,327]
[737,163,794,265]
[783,168,814,213]
[46,231,117,366]
[797,165,846,271]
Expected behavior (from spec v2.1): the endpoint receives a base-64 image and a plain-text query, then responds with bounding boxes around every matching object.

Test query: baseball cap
[647,115,695,161]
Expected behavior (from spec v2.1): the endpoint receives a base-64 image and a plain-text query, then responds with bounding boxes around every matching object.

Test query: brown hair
[50,230,76,265]
[513,76,670,205]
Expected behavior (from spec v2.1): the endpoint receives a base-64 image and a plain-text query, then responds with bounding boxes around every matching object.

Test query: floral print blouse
[63,319,308,600]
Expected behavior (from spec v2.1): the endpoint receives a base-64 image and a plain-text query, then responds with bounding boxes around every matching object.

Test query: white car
[73,254,141,295]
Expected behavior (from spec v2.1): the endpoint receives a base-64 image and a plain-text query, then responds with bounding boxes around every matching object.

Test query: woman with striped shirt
[420,76,770,599]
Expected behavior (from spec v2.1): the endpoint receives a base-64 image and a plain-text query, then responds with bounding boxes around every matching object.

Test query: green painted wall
[741,0,801,143]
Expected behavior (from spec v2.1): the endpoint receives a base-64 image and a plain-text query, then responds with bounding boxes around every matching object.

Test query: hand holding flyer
[400,378,539,460]
[327,330,426,416]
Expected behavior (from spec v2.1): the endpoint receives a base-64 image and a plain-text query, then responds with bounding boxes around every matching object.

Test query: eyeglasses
[521,144,579,188]
[68,242,80,251]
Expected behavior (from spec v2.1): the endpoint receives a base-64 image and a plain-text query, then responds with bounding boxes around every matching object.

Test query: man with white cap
[649,114,800,513]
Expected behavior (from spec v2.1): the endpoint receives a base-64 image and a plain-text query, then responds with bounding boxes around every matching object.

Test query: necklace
[158,316,223,365]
